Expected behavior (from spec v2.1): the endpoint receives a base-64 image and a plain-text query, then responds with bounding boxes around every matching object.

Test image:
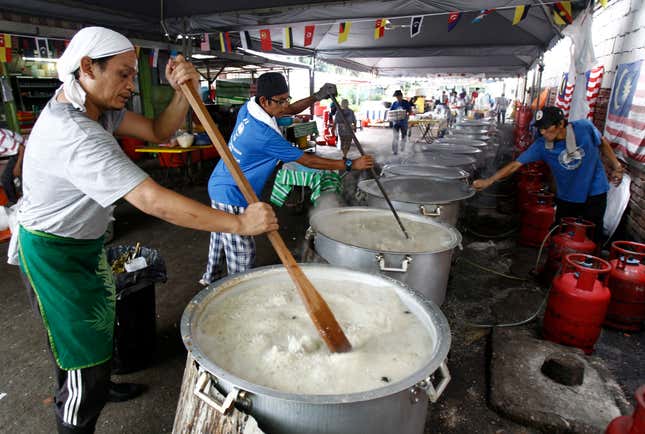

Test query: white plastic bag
[603,173,631,239]
[564,9,597,121]
[0,206,7,231]
[6,199,21,266]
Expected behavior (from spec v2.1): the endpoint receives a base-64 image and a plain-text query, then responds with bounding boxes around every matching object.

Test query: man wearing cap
[390,90,412,155]
[473,107,623,242]
[201,72,374,286]
[14,27,278,433]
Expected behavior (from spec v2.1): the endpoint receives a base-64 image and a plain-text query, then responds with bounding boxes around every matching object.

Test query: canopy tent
[0,0,586,76]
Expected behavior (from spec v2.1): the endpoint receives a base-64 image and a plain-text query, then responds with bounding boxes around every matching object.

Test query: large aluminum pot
[310,207,461,305]
[402,152,477,174]
[181,264,451,434]
[448,130,491,142]
[420,143,485,168]
[381,164,470,181]
[358,176,475,226]
[436,137,495,159]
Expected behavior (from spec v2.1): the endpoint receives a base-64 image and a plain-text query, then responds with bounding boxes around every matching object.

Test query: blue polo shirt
[208,102,304,207]
[517,119,609,203]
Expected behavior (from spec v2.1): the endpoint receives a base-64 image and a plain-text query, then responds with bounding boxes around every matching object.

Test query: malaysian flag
[555,72,574,116]
[585,65,604,120]
[604,60,645,165]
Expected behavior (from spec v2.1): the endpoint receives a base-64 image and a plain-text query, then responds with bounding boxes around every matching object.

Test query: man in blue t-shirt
[472,106,624,243]
[200,73,374,285]
[390,90,413,155]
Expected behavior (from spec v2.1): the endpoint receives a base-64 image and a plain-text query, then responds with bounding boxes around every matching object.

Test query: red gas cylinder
[543,254,612,354]
[519,191,555,247]
[517,169,544,211]
[606,385,645,434]
[543,217,597,283]
[604,241,645,331]
[516,105,533,129]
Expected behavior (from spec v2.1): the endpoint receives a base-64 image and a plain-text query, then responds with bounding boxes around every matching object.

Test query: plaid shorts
[201,201,256,284]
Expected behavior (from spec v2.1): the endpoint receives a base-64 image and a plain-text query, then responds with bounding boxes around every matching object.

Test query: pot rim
[382,164,470,180]
[310,206,462,254]
[181,264,451,404]
[358,176,476,205]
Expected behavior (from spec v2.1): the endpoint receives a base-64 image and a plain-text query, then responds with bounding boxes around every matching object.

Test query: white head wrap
[57,27,134,111]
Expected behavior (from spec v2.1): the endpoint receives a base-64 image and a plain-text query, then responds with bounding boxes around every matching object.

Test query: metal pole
[536,59,544,108]
[521,73,528,105]
[309,54,316,117]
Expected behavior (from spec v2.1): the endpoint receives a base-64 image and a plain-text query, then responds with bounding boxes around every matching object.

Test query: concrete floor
[1,125,643,434]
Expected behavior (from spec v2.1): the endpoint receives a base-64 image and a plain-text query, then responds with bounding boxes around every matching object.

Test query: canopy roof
[0,0,585,76]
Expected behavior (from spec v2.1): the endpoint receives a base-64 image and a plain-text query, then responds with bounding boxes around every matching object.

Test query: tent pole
[535,58,544,108]
[309,54,316,117]
[521,73,528,105]
[529,67,537,107]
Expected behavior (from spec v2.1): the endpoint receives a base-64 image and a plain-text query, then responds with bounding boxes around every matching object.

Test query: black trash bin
[107,245,167,374]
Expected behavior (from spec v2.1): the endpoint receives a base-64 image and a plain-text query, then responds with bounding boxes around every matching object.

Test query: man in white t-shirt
[494,94,509,124]
[0,128,26,203]
[16,27,278,434]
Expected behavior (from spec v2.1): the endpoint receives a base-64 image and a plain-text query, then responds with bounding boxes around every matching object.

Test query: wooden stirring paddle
[180,83,352,353]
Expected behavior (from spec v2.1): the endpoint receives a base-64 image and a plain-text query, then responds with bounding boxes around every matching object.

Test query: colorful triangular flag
[599,0,607,7]
[374,19,386,40]
[512,5,531,25]
[410,16,423,38]
[552,2,573,25]
[240,31,251,50]
[149,48,159,68]
[200,33,210,51]
[219,32,232,53]
[283,27,293,48]
[304,25,315,47]
[338,22,351,43]
[0,34,12,63]
[472,9,495,23]
[448,12,462,32]
[259,29,272,51]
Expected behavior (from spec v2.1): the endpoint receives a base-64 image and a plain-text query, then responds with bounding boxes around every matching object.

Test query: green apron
[18,226,115,370]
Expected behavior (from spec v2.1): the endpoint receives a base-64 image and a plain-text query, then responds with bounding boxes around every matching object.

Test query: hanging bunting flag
[304,24,315,47]
[512,5,531,25]
[555,72,574,117]
[283,27,293,48]
[22,37,37,57]
[259,29,272,51]
[135,45,141,57]
[240,31,252,50]
[0,34,12,63]
[472,9,495,24]
[200,33,210,51]
[585,65,605,120]
[149,48,159,68]
[36,37,50,58]
[447,12,462,32]
[552,2,573,25]
[374,19,386,40]
[219,32,232,53]
[410,16,423,38]
[338,22,351,43]
[599,0,607,7]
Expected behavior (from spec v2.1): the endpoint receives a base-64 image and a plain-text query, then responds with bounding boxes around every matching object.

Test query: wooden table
[408,118,445,143]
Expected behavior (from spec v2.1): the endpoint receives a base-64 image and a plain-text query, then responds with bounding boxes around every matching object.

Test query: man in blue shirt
[390,90,413,154]
[201,73,374,285]
[473,106,624,243]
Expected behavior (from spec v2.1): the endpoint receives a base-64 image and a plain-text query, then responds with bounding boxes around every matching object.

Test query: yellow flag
[599,0,607,7]
[338,22,351,43]
[0,34,12,63]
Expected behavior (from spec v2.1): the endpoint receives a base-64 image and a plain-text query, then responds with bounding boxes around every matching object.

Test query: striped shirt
[0,129,25,157]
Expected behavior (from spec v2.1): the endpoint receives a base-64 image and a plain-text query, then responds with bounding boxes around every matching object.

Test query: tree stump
[172,355,265,434]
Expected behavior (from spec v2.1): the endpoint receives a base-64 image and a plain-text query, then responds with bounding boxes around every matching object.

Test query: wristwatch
[344,158,353,172]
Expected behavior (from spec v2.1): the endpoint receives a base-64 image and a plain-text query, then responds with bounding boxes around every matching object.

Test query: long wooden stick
[330,95,409,239]
[180,84,352,353]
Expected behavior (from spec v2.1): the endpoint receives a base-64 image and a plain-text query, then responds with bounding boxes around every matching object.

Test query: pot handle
[419,361,451,403]
[194,371,241,415]
[419,204,441,217]
[376,254,412,272]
